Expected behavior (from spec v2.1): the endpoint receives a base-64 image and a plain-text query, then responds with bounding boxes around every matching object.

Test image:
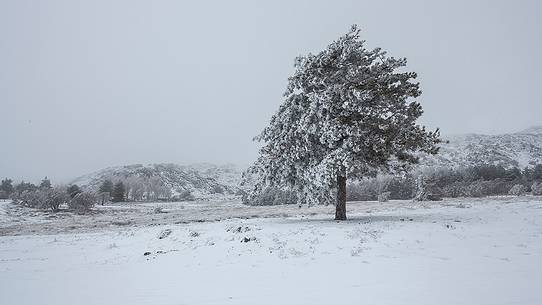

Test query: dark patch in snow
[158,229,172,239]
[227,226,251,233]
[241,236,257,243]
[189,230,200,237]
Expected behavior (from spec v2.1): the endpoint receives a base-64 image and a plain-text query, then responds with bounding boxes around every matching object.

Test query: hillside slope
[419,126,542,169]
[70,163,243,200]
[70,127,542,199]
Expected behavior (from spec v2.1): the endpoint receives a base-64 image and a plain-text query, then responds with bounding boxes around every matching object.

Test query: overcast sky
[1,0,541,183]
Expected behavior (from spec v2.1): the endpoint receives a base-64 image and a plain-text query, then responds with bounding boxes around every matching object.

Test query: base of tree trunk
[335,175,347,220]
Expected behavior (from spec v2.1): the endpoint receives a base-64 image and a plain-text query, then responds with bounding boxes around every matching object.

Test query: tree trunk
[335,174,347,220]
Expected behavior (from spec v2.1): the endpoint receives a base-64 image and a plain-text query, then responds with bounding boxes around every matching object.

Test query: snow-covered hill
[186,163,243,191]
[69,126,542,198]
[70,163,243,200]
[419,126,542,169]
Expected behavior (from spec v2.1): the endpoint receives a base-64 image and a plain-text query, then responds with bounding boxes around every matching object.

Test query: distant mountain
[419,126,542,169]
[70,163,243,200]
[519,125,542,135]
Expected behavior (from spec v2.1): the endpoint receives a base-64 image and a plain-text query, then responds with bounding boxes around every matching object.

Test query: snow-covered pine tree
[112,182,125,202]
[99,180,114,194]
[245,25,441,220]
[40,176,52,189]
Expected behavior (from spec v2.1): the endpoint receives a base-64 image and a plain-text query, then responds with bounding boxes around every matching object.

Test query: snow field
[1,198,542,305]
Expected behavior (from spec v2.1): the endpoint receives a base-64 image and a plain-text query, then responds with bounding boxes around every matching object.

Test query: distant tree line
[4,163,542,208]
[242,164,542,205]
[95,176,195,203]
[1,177,97,214]
[347,164,542,201]
[0,175,196,207]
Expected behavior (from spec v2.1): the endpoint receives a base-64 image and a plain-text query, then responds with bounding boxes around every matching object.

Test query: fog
[1,0,541,182]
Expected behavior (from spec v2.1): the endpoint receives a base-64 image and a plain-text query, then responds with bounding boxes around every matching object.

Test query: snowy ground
[1,197,542,305]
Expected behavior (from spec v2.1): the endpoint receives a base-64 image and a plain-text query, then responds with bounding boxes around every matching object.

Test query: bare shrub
[346,181,378,201]
[177,190,195,202]
[378,191,390,202]
[41,188,69,211]
[464,181,487,198]
[68,192,97,213]
[531,182,542,195]
[508,184,526,196]
[242,187,297,206]
[17,190,46,208]
[413,176,441,201]
[13,187,68,211]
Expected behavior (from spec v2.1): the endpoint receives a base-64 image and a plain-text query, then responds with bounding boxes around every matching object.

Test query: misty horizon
[2,1,541,182]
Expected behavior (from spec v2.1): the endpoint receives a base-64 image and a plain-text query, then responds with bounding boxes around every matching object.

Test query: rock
[241,236,257,243]
[227,226,251,233]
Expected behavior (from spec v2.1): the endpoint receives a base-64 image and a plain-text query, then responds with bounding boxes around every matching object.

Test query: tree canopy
[112,182,125,202]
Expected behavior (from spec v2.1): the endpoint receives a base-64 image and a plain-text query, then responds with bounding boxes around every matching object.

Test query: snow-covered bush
[413,175,441,201]
[346,181,378,201]
[483,179,513,196]
[531,182,542,195]
[41,188,69,211]
[11,187,68,211]
[465,181,487,198]
[386,175,416,200]
[68,192,97,213]
[243,187,297,206]
[211,185,225,194]
[345,176,414,201]
[17,190,46,208]
[440,182,466,198]
[508,184,526,196]
[378,192,390,202]
[66,184,82,198]
[413,175,427,201]
[177,190,195,201]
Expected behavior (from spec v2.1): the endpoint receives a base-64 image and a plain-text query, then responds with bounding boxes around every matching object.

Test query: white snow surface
[1,197,542,305]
